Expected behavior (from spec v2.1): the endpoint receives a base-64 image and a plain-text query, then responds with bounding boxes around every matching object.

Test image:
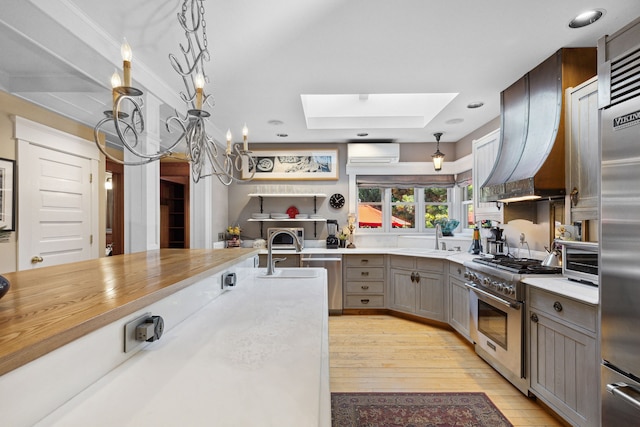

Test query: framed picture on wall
[0,158,15,231]
[242,149,338,180]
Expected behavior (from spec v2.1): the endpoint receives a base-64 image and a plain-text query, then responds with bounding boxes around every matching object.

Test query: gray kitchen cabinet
[528,287,599,427]
[448,262,471,342]
[389,256,445,321]
[343,254,386,309]
[472,129,503,223]
[566,77,599,221]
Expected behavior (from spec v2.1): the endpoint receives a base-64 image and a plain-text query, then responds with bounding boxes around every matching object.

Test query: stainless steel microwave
[562,241,598,286]
[267,227,304,250]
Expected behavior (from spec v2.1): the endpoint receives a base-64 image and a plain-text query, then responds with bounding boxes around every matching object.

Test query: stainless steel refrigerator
[599,17,640,425]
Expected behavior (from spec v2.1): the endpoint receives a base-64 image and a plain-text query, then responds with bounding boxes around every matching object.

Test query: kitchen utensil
[326,220,339,249]
[541,241,562,267]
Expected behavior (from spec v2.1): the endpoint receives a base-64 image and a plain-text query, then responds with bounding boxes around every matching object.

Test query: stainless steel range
[463,256,560,394]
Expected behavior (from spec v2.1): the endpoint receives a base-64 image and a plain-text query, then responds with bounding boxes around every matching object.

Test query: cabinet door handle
[361,271,369,276]
[410,272,416,282]
[530,313,539,323]
[31,256,44,264]
[553,301,563,312]
[414,272,420,283]
[361,259,369,264]
[361,285,369,290]
[360,299,370,304]
[457,267,462,275]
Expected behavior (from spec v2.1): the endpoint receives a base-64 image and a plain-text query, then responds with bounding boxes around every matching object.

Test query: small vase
[227,235,241,248]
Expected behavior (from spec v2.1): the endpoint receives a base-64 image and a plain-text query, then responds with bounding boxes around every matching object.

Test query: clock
[329,193,345,209]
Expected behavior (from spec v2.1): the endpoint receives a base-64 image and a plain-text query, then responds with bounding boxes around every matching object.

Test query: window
[424,187,448,229]
[355,171,472,234]
[462,184,474,230]
[357,187,383,229]
[391,188,415,229]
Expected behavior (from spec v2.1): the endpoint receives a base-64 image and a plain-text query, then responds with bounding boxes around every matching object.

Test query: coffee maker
[487,227,505,255]
[326,220,339,249]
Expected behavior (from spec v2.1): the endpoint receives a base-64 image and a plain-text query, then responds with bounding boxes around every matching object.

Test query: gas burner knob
[464,272,469,279]
[483,277,491,286]
[496,283,504,292]
[491,281,499,290]
[507,286,515,295]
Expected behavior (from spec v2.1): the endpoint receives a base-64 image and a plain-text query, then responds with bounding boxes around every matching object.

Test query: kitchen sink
[257,268,321,279]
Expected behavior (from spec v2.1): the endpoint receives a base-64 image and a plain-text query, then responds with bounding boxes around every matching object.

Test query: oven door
[466,283,527,393]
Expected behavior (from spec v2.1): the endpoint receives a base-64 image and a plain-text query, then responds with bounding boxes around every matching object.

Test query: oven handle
[464,282,522,310]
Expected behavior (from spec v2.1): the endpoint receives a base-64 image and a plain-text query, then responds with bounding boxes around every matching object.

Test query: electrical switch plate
[124,312,152,353]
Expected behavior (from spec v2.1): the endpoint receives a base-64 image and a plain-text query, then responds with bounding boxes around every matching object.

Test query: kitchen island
[34,266,330,426]
[0,249,331,426]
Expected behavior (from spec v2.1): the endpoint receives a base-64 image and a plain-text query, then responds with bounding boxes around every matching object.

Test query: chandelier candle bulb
[194,72,205,110]
[242,124,249,151]
[110,70,121,106]
[121,38,132,87]
[226,129,232,155]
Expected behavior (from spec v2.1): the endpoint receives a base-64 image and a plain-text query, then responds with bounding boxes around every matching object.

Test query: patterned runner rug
[331,392,513,427]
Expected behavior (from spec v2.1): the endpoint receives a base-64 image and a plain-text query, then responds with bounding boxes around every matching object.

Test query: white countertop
[36,268,330,427]
[259,247,475,264]
[522,276,599,305]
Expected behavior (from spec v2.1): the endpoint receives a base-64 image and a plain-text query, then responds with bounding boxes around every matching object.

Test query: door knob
[31,256,44,264]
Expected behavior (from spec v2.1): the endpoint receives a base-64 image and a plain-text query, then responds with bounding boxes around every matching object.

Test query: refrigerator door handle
[607,382,640,412]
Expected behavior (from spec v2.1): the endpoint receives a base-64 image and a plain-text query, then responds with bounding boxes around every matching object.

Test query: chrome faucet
[266,229,302,276]
[434,223,443,250]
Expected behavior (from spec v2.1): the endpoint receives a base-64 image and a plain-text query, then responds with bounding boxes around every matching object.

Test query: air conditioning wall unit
[347,143,400,164]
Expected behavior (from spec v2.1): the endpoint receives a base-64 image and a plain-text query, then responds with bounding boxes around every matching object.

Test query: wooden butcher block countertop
[0,248,258,376]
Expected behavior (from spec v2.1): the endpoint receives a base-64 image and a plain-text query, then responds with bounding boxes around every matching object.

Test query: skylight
[300,93,458,129]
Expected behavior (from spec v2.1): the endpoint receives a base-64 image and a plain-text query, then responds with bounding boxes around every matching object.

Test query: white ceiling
[1,0,640,148]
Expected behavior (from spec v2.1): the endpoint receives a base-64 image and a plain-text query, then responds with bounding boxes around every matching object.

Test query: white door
[16,117,99,270]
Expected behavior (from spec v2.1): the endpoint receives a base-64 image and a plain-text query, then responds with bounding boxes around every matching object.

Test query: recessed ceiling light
[267,119,284,126]
[357,133,369,137]
[467,101,484,109]
[276,133,288,138]
[569,9,604,28]
[445,118,464,125]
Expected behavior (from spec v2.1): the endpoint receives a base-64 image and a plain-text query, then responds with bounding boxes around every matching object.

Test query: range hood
[481,48,596,203]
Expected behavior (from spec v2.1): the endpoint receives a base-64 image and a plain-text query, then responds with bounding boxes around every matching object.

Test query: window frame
[357,185,464,234]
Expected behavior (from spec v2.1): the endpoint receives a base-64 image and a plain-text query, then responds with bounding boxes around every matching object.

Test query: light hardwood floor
[329,315,563,427]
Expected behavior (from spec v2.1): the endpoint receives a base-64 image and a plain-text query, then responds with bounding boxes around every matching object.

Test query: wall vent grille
[610,46,640,105]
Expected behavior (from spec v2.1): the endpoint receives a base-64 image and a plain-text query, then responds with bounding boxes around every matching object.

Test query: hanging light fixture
[94,0,255,185]
[432,132,445,172]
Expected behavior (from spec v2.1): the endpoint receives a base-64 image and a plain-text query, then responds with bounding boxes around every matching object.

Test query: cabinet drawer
[449,261,465,280]
[345,295,384,308]
[345,281,384,294]
[529,288,597,333]
[416,257,444,273]
[345,254,385,267]
[390,255,415,269]
[346,267,384,281]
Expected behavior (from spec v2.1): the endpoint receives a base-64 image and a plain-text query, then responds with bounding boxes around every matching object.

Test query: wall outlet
[123,312,152,353]
[218,232,226,241]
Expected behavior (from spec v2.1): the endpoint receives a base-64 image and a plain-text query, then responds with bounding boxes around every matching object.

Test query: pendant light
[432,132,445,172]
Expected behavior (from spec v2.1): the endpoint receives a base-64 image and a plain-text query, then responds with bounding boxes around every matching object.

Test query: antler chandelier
[94,0,255,185]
